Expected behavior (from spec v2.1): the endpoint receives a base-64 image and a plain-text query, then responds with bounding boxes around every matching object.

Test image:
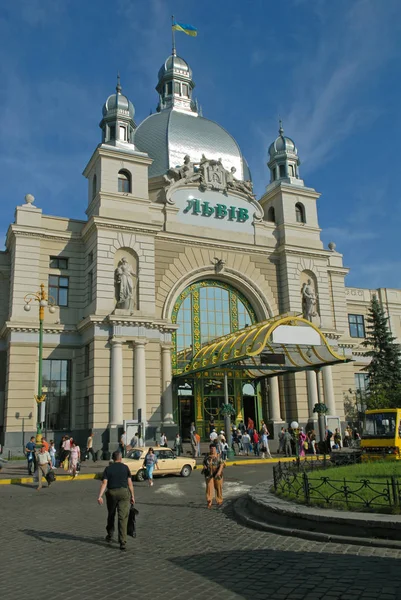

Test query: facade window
[42,359,71,430]
[88,251,94,267]
[84,344,90,377]
[267,207,275,223]
[49,275,69,307]
[49,256,68,270]
[83,395,90,428]
[348,314,365,338]
[172,281,256,372]
[279,164,286,178]
[182,83,189,97]
[174,81,180,94]
[166,82,172,95]
[119,125,127,141]
[271,169,276,181]
[88,270,93,303]
[289,164,295,177]
[118,170,131,193]
[92,174,97,200]
[355,372,369,395]
[295,203,306,223]
[109,125,116,140]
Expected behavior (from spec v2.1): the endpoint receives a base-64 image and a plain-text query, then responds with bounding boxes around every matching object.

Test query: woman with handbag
[143,448,159,487]
[202,444,225,509]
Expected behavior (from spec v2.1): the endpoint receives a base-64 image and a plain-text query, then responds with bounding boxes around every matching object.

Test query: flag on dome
[172,20,197,37]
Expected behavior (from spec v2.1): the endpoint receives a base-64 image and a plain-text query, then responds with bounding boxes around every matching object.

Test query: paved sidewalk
[1,469,401,600]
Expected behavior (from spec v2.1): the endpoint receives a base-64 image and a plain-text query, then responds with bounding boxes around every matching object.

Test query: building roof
[134,108,251,180]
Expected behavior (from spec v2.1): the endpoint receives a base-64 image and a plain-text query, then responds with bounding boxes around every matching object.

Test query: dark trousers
[106,488,130,546]
[27,455,36,475]
[87,448,97,462]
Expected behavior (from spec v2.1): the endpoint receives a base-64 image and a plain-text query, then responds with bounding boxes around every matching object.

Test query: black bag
[127,506,139,538]
[45,470,56,484]
[76,462,81,472]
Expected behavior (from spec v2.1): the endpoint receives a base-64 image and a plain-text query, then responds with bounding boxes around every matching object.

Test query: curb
[233,496,401,550]
[0,456,327,485]
[0,473,102,485]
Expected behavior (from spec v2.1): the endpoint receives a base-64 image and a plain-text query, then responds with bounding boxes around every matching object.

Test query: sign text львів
[183,198,249,223]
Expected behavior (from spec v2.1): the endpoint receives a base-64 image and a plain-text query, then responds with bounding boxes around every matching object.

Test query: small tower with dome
[268,121,303,186]
[100,74,136,147]
[259,121,322,251]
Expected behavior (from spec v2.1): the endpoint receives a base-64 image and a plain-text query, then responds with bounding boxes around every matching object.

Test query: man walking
[25,436,37,476]
[86,432,97,462]
[97,450,135,551]
[36,445,52,490]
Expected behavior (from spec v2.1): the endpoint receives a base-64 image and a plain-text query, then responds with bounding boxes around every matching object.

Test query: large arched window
[295,202,306,223]
[118,170,131,193]
[171,280,257,372]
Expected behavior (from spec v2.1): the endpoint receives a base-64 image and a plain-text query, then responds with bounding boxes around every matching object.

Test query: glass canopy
[180,314,351,378]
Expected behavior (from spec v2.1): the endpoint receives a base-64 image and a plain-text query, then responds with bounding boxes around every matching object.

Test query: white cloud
[253,0,401,175]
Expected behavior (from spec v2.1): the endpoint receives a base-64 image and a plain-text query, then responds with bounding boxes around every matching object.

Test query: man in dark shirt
[25,436,37,475]
[97,450,135,551]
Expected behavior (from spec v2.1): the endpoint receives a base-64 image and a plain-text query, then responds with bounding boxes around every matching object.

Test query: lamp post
[24,283,56,443]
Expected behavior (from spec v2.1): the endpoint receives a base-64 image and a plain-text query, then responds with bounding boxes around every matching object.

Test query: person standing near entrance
[174,433,183,457]
[25,436,37,476]
[283,429,292,457]
[119,430,127,458]
[97,450,135,552]
[202,444,225,509]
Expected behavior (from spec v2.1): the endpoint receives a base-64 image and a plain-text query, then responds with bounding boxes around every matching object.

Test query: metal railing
[272,457,401,511]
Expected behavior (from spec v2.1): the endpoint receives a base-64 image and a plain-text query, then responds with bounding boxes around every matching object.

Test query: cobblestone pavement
[1,465,401,600]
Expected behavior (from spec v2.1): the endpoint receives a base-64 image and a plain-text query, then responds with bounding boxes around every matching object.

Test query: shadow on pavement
[20,528,109,548]
[168,548,401,600]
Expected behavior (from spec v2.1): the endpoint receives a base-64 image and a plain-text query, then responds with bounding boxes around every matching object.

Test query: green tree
[362,295,401,407]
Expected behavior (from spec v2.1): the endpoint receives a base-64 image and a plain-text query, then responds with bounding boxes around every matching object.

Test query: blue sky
[0,0,400,288]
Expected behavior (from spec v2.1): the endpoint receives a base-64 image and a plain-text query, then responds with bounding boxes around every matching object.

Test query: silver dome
[158,54,192,81]
[102,93,135,119]
[269,122,297,158]
[133,109,251,181]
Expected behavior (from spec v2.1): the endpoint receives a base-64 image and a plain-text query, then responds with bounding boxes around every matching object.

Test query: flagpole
[171,15,176,55]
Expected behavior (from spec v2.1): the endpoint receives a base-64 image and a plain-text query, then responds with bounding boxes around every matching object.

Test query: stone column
[269,376,282,421]
[110,339,124,425]
[306,370,318,419]
[161,344,174,424]
[134,340,147,425]
[322,365,336,415]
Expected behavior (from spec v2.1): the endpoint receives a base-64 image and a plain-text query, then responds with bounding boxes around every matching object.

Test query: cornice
[7,225,82,244]
[156,232,277,256]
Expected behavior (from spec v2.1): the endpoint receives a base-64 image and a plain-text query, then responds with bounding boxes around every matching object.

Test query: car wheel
[136,469,146,482]
[180,465,192,477]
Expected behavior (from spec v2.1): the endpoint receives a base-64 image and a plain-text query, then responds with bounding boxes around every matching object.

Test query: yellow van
[361,409,401,461]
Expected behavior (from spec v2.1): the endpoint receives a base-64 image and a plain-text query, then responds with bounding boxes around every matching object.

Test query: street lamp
[24,283,56,443]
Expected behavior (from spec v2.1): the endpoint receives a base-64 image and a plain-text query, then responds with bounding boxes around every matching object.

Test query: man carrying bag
[97,450,135,552]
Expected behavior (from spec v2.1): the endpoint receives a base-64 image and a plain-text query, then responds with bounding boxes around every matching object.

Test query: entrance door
[179,396,194,441]
[242,382,257,428]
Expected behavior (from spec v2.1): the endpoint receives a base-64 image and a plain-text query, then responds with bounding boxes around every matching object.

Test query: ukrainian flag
[172,21,197,37]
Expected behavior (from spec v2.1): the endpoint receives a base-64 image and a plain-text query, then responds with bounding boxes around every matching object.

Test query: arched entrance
[171,279,260,439]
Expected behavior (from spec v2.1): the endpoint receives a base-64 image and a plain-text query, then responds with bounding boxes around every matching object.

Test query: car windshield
[362,412,398,439]
[126,449,142,460]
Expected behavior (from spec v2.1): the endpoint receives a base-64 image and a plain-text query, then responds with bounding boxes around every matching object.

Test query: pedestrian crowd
[24,431,99,489]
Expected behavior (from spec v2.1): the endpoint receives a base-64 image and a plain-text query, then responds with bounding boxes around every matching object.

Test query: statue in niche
[301,278,318,322]
[115,257,138,312]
